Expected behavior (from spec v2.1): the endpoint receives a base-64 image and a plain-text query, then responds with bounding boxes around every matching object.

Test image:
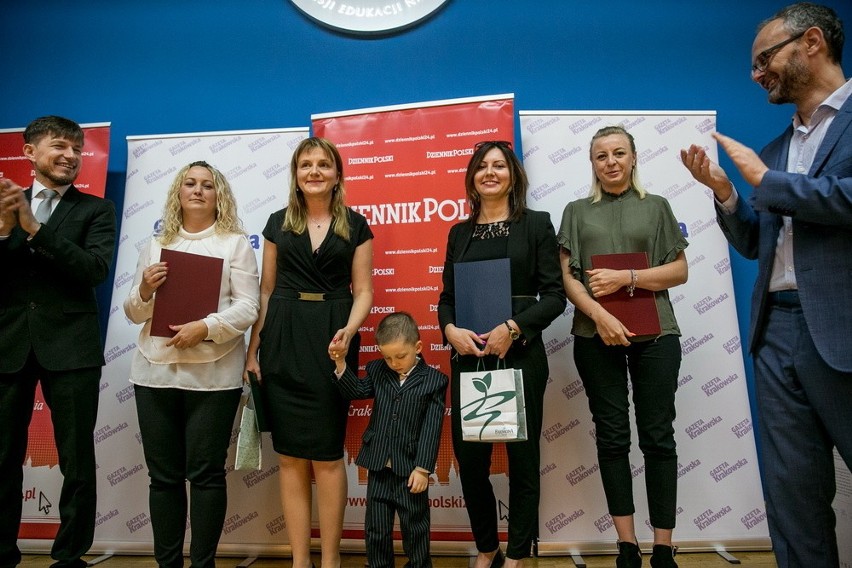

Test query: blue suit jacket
[0,185,116,373]
[335,357,448,476]
[715,94,852,372]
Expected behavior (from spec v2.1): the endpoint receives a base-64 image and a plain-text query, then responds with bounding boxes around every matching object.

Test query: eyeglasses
[188,160,211,168]
[474,140,513,150]
[751,31,805,75]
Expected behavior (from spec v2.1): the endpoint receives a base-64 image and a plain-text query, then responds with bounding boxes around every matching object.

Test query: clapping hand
[712,132,769,187]
[680,144,734,201]
[0,178,34,234]
[0,180,18,236]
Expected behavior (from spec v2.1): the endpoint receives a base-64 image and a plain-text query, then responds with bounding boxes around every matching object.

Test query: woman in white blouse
[124,161,259,568]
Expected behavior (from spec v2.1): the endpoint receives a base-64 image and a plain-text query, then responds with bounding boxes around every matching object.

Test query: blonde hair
[588,125,647,203]
[283,137,352,241]
[158,161,245,245]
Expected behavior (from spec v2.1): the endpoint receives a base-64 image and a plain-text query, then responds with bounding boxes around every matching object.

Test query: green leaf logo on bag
[460,371,519,441]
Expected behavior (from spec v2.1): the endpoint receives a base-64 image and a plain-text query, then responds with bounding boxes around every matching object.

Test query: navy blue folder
[454,258,512,334]
[247,371,271,432]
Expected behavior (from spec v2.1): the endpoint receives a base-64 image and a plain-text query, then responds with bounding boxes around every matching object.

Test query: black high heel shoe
[649,544,678,568]
[616,541,642,568]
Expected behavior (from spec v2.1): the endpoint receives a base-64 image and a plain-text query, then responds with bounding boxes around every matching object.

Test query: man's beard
[768,49,811,105]
[42,165,77,186]
[44,171,77,185]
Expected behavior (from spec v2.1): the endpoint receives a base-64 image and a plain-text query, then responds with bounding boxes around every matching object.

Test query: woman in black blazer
[438,140,565,568]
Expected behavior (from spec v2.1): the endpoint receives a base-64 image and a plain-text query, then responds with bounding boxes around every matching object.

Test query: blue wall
[4,0,852,415]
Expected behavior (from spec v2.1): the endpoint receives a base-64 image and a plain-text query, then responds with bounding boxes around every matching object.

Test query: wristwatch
[504,320,520,341]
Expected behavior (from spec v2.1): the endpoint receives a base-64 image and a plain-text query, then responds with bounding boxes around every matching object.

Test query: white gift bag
[235,396,262,470]
[459,361,527,442]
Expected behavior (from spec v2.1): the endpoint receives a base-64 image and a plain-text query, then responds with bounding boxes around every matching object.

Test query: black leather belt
[768,290,800,307]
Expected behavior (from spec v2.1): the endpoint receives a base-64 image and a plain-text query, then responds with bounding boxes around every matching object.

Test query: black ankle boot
[649,544,678,568]
[616,541,642,568]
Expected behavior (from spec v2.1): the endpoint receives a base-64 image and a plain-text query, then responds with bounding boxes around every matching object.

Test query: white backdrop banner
[519,111,771,552]
[89,127,308,553]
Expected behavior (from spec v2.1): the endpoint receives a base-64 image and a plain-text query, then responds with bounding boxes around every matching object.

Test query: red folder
[590,252,661,337]
[150,248,224,338]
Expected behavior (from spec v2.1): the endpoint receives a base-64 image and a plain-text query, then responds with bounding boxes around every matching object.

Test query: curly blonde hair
[158,160,245,245]
[283,137,352,241]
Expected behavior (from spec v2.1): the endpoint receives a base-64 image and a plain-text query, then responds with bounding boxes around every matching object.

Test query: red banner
[0,122,111,540]
[0,124,110,198]
[314,95,513,540]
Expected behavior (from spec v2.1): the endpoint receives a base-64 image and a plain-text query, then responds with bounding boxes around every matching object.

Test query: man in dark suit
[681,4,852,566]
[333,312,448,568]
[0,116,116,568]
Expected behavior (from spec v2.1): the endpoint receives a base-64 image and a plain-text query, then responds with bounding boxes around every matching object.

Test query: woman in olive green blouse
[557,125,687,568]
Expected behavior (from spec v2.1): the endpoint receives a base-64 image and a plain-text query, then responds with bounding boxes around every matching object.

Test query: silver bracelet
[627,268,638,297]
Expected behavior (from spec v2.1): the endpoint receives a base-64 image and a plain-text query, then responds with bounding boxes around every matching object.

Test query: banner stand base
[87,554,113,566]
[715,549,742,564]
[570,554,587,568]
[235,556,257,568]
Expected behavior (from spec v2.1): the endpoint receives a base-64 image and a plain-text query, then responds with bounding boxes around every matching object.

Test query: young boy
[332,312,448,568]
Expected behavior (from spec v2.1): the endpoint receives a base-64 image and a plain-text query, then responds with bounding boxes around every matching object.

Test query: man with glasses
[681,3,851,567]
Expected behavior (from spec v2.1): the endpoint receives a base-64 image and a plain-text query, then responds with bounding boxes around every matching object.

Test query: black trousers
[134,385,241,568]
[451,346,548,560]
[572,334,681,529]
[0,352,100,568]
[365,468,431,568]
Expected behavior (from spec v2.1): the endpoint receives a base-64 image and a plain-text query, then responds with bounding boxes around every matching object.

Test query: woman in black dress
[245,137,373,568]
[438,141,565,568]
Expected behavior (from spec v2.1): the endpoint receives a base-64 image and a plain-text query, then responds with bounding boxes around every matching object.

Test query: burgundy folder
[150,248,223,338]
[590,252,661,337]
